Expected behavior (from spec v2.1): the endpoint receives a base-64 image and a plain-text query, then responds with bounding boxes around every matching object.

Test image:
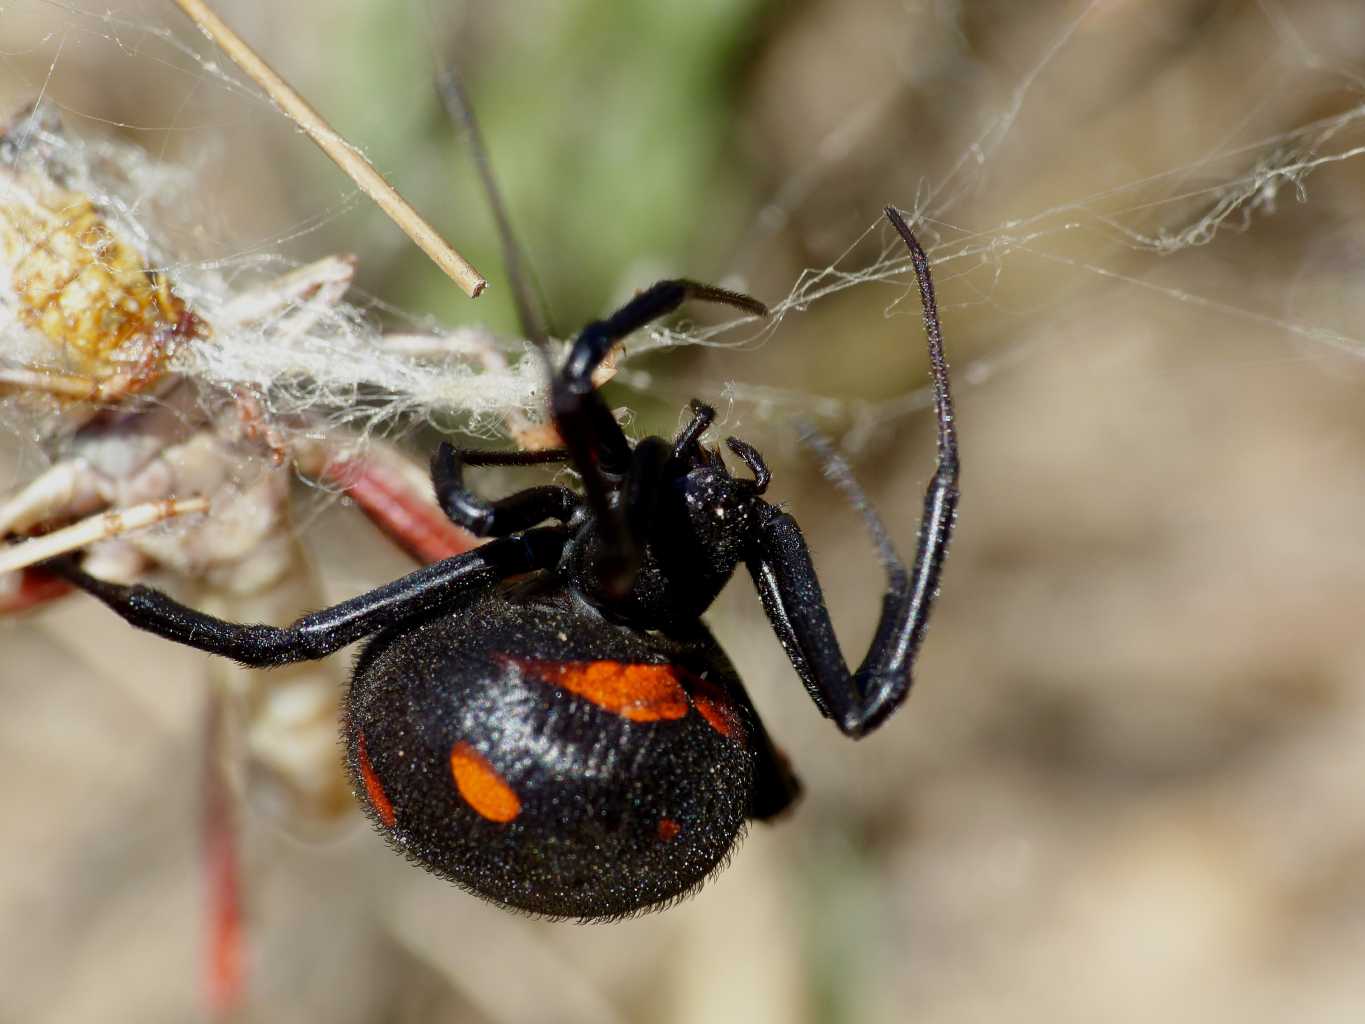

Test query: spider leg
[564,436,674,603]
[49,528,568,667]
[622,435,674,539]
[747,497,947,737]
[724,437,771,493]
[671,399,716,458]
[431,442,579,537]
[730,680,803,820]
[744,208,959,739]
[554,281,766,594]
[452,448,570,467]
[746,441,957,736]
[436,64,554,352]
[668,619,802,819]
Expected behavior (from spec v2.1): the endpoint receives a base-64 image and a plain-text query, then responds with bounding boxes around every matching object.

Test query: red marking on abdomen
[689,678,744,739]
[356,732,396,827]
[657,818,681,842]
[450,742,521,823]
[510,658,690,723]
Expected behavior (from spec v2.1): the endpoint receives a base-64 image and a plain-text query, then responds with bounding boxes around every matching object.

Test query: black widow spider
[51,206,958,919]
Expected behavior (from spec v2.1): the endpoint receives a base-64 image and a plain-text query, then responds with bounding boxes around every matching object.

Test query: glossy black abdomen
[344,591,755,918]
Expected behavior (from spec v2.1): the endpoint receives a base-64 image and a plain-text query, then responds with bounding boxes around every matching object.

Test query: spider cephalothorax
[549,408,770,628]
[53,206,959,918]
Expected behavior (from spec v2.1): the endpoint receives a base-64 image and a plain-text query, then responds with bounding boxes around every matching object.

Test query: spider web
[1,0,1363,453]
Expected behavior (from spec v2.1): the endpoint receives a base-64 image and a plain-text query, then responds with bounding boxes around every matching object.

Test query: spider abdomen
[344,594,755,919]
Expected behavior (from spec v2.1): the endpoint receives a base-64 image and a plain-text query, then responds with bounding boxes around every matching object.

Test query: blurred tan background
[5,1,1365,1021]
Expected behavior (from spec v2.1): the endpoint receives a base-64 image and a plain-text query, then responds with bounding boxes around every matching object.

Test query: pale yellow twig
[171,0,487,298]
[0,366,136,402]
[0,497,210,574]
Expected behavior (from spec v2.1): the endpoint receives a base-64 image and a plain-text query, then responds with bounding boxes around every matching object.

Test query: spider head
[568,407,771,629]
[669,432,770,569]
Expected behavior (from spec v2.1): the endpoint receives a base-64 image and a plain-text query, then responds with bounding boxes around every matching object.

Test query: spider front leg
[552,281,767,593]
[49,528,568,666]
[746,477,954,737]
[746,207,960,739]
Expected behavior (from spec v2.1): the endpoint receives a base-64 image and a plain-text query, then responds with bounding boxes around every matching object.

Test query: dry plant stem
[0,366,136,402]
[0,497,209,574]
[170,0,487,298]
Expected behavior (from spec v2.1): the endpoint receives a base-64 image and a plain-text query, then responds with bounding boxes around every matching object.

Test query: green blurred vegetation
[313,1,770,340]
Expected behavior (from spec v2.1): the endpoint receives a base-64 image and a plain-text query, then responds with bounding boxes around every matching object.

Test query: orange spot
[658,818,682,842]
[357,732,396,828]
[450,742,521,823]
[514,658,689,723]
[690,680,743,739]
